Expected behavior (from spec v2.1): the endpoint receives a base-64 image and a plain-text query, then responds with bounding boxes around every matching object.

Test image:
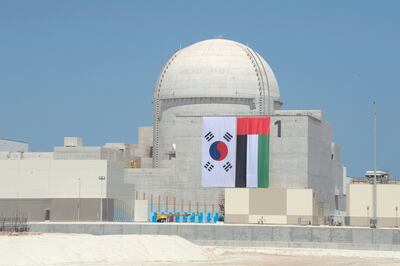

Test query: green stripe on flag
[257,134,269,188]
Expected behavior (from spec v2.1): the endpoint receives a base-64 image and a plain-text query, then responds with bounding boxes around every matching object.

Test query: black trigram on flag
[223,132,233,142]
[204,131,214,142]
[223,162,233,172]
[204,161,214,172]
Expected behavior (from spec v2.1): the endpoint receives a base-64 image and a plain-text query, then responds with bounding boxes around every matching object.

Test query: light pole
[98,176,106,221]
[366,205,370,226]
[396,206,398,228]
[77,178,81,222]
[371,101,377,228]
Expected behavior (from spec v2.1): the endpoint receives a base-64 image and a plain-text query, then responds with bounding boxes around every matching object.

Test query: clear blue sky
[0,1,399,178]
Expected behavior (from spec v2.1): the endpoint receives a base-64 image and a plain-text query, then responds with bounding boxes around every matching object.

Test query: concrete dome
[153,39,281,167]
[154,39,281,115]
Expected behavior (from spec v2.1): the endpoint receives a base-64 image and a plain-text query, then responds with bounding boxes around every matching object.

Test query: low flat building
[0,138,28,152]
[0,137,135,221]
[347,183,400,227]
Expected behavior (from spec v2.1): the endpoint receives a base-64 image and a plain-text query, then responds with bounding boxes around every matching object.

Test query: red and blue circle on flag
[209,141,228,161]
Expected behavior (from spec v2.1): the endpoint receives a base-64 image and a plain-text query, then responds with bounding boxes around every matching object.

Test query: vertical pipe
[99,180,102,221]
[189,200,191,213]
[150,194,153,212]
[173,197,176,213]
[166,196,169,213]
[158,195,160,212]
[78,178,81,222]
[143,192,146,200]
[106,198,108,222]
[181,199,184,213]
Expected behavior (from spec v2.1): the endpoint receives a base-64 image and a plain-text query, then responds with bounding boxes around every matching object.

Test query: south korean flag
[201,117,236,187]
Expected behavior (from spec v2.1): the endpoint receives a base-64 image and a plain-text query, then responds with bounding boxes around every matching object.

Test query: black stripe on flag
[204,131,214,142]
[235,135,247,187]
[223,161,233,172]
[223,132,233,142]
[204,161,214,172]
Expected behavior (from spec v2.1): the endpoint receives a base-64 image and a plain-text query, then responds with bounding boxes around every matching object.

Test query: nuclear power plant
[2,38,397,227]
[126,39,345,224]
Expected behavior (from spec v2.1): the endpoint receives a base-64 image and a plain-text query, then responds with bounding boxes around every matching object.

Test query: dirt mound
[0,233,208,265]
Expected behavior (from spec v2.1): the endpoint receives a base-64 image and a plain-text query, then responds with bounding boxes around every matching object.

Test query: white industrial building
[0,38,346,223]
[0,138,134,221]
[0,139,28,153]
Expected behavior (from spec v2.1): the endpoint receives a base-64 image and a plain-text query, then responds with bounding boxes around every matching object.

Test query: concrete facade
[126,110,344,219]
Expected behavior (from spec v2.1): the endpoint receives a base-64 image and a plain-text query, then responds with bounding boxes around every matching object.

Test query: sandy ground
[0,233,400,266]
[186,247,400,266]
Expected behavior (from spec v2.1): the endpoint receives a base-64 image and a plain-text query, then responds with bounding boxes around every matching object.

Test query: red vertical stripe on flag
[237,117,270,135]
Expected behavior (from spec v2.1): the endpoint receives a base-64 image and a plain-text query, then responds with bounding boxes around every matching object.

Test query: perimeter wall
[29,222,400,251]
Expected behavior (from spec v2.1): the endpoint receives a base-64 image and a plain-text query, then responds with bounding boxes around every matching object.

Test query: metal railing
[0,216,29,232]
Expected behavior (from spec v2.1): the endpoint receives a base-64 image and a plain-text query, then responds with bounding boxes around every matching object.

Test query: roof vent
[64,137,83,147]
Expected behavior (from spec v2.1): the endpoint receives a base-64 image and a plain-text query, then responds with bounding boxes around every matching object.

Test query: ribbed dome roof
[154,38,280,114]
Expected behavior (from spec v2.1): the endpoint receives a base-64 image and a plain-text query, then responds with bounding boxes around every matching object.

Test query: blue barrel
[183,212,188,223]
[198,212,204,223]
[175,212,181,222]
[151,212,157,223]
[190,212,196,223]
[206,212,211,223]
[213,213,219,223]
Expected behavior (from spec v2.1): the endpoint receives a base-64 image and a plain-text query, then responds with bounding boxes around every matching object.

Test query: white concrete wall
[225,188,315,224]
[347,184,400,226]
[377,185,400,218]
[225,188,249,215]
[286,189,313,216]
[0,160,133,200]
[134,200,149,222]
[348,184,373,218]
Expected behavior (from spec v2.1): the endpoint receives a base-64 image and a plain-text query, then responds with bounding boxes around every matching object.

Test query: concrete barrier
[29,222,400,251]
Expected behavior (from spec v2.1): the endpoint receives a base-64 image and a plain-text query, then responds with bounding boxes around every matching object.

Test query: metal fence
[0,216,29,232]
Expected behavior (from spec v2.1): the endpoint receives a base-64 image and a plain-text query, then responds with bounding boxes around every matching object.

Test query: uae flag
[235,117,270,188]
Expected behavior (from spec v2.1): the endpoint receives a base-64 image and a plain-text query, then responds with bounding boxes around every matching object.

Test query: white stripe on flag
[246,135,258,187]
